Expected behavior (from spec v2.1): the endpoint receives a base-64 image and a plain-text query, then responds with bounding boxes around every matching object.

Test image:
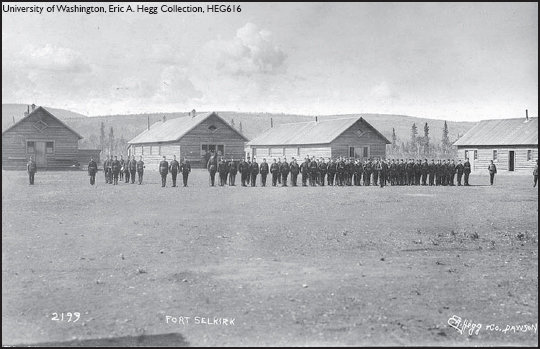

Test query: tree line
[78,121,129,160]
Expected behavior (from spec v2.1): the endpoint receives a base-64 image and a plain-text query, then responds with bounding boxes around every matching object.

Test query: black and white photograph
[2,2,538,346]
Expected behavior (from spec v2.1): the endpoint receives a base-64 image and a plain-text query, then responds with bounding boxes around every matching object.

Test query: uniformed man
[27,155,37,185]
[239,157,249,187]
[217,157,228,186]
[103,155,111,184]
[245,156,252,186]
[363,159,371,186]
[448,159,456,186]
[111,156,121,185]
[345,158,354,186]
[160,156,169,187]
[309,156,319,186]
[300,157,309,186]
[207,155,217,186]
[119,155,125,181]
[260,158,269,187]
[435,160,442,186]
[327,158,336,186]
[180,157,191,187]
[463,158,471,186]
[488,160,497,185]
[398,159,406,185]
[317,158,327,186]
[137,156,145,185]
[421,159,429,186]
[441,159,448,186]
[88,156,98,185]
[455,159,464,186]
[414,159,422,185]
[169,155,181,187]
[428,159,436,186]
[276,158,282,185]
[123,155,131,183]
[227,158,237,186]
[280,157,290,187]
[250,157,259,187]
[290,158,300,187]
[129,155,137,184]
[270,158,280,186]
[388,159,396,186]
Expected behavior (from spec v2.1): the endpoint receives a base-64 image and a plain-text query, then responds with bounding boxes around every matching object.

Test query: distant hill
[2,105,475,149]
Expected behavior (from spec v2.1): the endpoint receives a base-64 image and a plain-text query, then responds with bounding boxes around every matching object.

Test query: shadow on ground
[15,333,189,347]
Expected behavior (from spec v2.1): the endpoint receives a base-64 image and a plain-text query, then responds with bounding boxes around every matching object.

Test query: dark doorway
[509,151,515,171]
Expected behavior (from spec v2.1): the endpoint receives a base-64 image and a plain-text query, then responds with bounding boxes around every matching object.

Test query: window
[158,145,162,156]
[363,146,369,158]
[27,141,35,153]
[46,142,54,154]
[464,150,469,159]
[493,150,498,161]
[349,147,355,158]
[527,150,532,161]
[208,125,217,132]
[474,150,478,160]
[149,145,153,155]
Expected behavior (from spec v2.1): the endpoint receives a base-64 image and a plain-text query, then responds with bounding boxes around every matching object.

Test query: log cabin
[246,116,391,162]
[2,105,84,170]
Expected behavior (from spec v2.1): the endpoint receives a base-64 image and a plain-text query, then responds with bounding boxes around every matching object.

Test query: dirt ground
[2,169,538,346]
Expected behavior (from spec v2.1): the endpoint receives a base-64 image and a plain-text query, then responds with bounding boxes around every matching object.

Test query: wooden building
[127,111,248,170]
[246,117,391,162]
[453,114,538,172]
[2,105,83,170]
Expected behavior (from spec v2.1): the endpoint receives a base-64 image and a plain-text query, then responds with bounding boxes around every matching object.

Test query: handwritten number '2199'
[51,312,80,322]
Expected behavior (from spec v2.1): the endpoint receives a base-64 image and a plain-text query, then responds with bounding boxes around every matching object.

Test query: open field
[2,170,538,346]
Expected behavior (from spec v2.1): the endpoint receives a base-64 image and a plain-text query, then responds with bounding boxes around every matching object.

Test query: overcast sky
[2,2,538,121]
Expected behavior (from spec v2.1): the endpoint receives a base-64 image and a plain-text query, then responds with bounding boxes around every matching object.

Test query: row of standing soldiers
[206,156,473,187]
[96,155,146,185]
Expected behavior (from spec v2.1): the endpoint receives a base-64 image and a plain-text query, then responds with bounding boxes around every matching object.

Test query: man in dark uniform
[317,158,326,186]
[327,158,336,186]
[290,158,300,186]
[270,158,280,186]
[169,155,181,187]
[103,155,111,184]
[207,155,217,186]
[300,157,309,186]
[88,156,98,185]
[129,155,137,184]
[111,156,121,185]
[119,155,125,181]
[370,158,378,186]
[435,160,442,186]
[280,157,290,187]
[421,159,429,186]
[180,157,191,187]
[414,159,421,185]
[260,158,269,186]
[159,156,169,187]
[137,156,145,185]
[455,159,464,186]
[345,158,354,186]
[245,156,251,186]
[441,159,448,186]
[276,158,282,185]
[362,159,370,186]
[250,157,259,186]
[448,159,456,186]
[123,155,131,183]
[334,157,344,186]
[309,156,319,186]
[428,159,436,186]
[397,159,405,185]
[27,155,37,185]
[227,158,237,186]
[239,157,249,187]
[463,158,471,186]
[217,157,228,186]
[388,159,396,186]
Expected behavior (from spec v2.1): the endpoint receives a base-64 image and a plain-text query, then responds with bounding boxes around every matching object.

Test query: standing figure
[159,156,169,187]
[463,158,471,186]
[448,160,456,186]
[455,159,464,186]
[129,155,137,184]
[300,158,309,187]
[239,157,249,186]
[270,159,280,186]
[428,159,436,186]
[309,157,319,186]
[119,155,125,181]
[111,156,121,185]
[280,157,290,187]
[124,156,131,183]
[276,158,282,185]
[137,156,145,185]
[27,155,37,185]
[250,157,259,186]
[260,158,269,187]
[207,155,217,186]
[227,158,237,186]
[421,159,429,186]
[327,158,336,186]
[290,158,300,187]
[169,155,181,187]
[245,157,251,186]
[180,157,191,187]
[217,157,228,186]
[318,158,328,186]
[103,155,111,184]
[488,160,497,185]
[88,156,98,185]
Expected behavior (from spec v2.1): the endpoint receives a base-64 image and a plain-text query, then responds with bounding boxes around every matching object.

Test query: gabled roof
[2,106,83,139]
[248,117,391,146]
[453,118,538,146]
[128,112,248,144]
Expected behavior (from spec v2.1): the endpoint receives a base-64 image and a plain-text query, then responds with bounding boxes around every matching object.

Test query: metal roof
[453,118,538,146]
[128,112,248,144]
[2,106,83,139]
[248,117,391,146]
